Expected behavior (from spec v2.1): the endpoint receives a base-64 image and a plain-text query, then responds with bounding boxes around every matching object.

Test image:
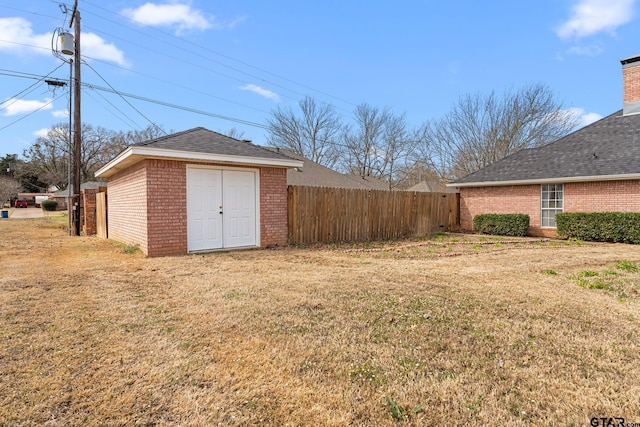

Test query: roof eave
[96,146,304,178]
[448,173,640,188]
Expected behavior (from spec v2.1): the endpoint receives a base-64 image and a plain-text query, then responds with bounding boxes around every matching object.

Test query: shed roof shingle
[134,127,291,161]
[96,128,302,178]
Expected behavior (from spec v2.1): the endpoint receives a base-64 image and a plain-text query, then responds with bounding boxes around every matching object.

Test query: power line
[0,63,66,108]
[1,4,362,136]
[1,3,360,132]
[85,82,269,129]
[0,36,276,116]
[80,22,310,106]
[0,93,65,133]
[83,86,144,131]
[0,67,268,130]
[80,1,357,109]
[82,55,271,115]
[0,38,51,54]
[83,61,166,135]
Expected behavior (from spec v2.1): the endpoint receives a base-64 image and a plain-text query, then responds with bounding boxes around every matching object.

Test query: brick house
[449,55,640,237]
[95,128,302,256]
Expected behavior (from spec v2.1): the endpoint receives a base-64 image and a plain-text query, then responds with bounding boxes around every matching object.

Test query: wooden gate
[96,192,107,238]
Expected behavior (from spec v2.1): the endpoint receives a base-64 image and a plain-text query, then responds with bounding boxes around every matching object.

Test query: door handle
[219,205,223,214]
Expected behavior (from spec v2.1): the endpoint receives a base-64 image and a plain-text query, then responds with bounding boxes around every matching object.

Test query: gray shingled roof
[54,181,106,197]
[344,174,391,190]
[135,127,293,161]
[452,110,640,185]
[96,127,303,178]
[263,148,393,190]
[407,180,457,193]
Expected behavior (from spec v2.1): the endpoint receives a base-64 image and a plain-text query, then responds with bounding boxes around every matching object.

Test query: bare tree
[22,123,166,188]
[22,125,70,190]
[266,97,343,169]
[0,176,22,207]
[225,128,246,140]
[378,113,414,189]
[415,83,580,180]
[121,125,166,145]
[393,161,444,190]
[81,124,119,180]
[106,125,167,168]
[342,103,390,177]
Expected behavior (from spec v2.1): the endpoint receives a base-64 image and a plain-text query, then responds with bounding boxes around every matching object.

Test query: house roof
[407,180,457,193]
[263,148,393,190]
[450,110,640,187]
[96,128,303,178]
[344,174,391,190]
[54,181,106,197]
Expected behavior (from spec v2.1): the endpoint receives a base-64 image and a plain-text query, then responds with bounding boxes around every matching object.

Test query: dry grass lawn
[1,218,640,426]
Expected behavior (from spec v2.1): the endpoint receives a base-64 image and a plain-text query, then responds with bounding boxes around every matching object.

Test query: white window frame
[541,184,563,228]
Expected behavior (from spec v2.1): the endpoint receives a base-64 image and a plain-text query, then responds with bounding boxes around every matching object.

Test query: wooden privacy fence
[288,186,460,244]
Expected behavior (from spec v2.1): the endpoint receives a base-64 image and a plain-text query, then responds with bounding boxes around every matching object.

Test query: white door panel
[223,170,256,247]
[187,167,257,251]
[187,168,222,251]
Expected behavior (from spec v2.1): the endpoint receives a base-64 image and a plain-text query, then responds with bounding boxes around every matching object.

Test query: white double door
[187,167,258,251]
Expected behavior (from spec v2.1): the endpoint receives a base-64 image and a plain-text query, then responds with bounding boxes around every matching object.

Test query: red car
[15,199,27,208]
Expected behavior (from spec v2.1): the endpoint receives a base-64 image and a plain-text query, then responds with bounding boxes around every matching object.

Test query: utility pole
[70,0,81,236]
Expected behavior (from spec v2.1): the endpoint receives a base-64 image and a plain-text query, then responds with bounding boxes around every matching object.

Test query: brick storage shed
[448,54,640,237]
[95,128,302,256]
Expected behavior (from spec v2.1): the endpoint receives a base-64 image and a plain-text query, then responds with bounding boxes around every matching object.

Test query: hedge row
[556,212,640,244]
[41,200,58,211]
[473,214,529,236]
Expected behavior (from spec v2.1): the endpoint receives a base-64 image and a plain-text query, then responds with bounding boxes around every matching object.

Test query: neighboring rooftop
[264,148,393,190]
[407,180,457,193]
[54,181,106,197]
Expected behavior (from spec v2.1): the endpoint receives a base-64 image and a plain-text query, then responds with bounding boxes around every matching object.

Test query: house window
[541,184,563,227]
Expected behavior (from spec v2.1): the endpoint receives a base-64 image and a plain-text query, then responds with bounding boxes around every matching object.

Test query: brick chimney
[621,54,640,115]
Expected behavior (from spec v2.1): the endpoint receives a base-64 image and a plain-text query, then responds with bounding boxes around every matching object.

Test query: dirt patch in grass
[2,219,640,425]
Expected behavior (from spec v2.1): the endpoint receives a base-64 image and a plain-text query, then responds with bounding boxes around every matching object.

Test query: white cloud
[239,84,280,102]
[557,0,635,39]
[52,109,69,118]
[565,107,603,128]
[33,128,51,138]
[0,17,50,55]
[34,126,68,140]
[566,43,604,56]
[0,17,127,66]
[122,2,212,34]
[81,33,128,66]
[1,98,53,116]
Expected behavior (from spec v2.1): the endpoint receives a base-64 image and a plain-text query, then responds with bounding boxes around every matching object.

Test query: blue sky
[0,0,638,158]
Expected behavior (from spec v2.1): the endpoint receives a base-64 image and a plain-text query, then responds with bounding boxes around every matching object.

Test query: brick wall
[460,185,546,234]
[260,167,288,247]
[565,180,640,212]
[460,179,640,237]
[105,159,290,256]
[145,159,188,257]
[623,61,640,103]
[107,162,149,254]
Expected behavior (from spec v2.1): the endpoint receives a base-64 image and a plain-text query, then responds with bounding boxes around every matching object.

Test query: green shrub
[556,212,640,244]
[41,200,58,211]
[473,214,529,236]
